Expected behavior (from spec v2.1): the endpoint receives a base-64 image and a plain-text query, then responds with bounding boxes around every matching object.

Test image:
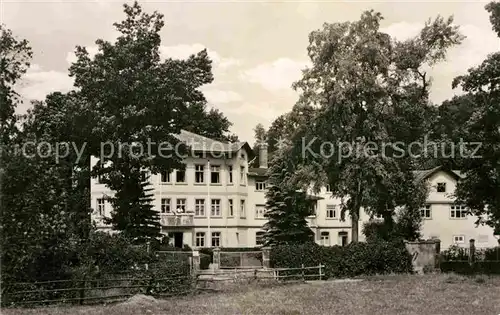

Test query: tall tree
[292,10,463,242]
[0,24,32,145]
[263,148,315,246]
[181,102,239,142]
[68,2,215,240]
[451,1,500,236]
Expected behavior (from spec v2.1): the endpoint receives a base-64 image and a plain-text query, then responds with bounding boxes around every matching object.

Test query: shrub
[441,245,469,261]
[270,240,413,279]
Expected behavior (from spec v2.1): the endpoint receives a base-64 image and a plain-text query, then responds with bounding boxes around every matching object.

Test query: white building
[91,130,499,249]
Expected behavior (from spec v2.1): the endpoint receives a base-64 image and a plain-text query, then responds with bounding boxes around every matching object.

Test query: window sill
[227,183,234,186]
[175,182,188,185]
[194,215,206,218]
[255,217,266,220]
[326,218,338,220]
[194,183,207,186]
[210,183,223,186]
[449,217,468,220]
[210,216,223,219]
[159,182,172,185]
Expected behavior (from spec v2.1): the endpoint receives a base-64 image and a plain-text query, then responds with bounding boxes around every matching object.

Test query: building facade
[90,131,499,249]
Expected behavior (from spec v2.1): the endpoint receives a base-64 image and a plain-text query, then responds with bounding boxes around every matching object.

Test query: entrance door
[167,232,184,248]
[173,232,184,248]
[339,232,348,247]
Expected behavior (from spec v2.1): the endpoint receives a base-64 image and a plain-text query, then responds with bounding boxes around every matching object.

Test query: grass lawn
[3,274,500,315]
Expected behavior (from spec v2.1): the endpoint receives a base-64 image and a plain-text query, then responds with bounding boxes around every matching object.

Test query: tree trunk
[351,179,362,243]
[351,207,359,243]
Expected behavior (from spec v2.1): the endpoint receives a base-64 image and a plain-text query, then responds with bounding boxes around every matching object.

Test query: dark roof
[248,167,269,177]
[174,129,254,158]
[412,166,464,182]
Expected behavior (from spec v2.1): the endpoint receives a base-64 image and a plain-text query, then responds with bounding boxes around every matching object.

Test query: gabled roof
[412,166,464,182]
[174,129,254,158]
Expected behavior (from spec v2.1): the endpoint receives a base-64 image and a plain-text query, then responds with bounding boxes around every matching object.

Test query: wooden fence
[2,264,324,307]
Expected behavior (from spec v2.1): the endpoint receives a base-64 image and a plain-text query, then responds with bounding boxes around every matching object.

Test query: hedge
[270,240,413,279]
[440,261,500,275]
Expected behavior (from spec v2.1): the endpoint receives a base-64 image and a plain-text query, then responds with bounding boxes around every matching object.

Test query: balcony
[160,213,194,227]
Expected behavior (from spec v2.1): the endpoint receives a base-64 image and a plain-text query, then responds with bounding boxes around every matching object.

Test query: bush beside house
[270,240,413,279]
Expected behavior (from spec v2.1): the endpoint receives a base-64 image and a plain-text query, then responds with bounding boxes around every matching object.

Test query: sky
[2,0,499,144]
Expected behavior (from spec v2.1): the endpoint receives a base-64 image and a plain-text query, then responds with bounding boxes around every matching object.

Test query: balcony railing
[160,213,194,227]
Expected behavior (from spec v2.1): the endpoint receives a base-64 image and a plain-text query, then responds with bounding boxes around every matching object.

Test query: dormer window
[437,182,446,192]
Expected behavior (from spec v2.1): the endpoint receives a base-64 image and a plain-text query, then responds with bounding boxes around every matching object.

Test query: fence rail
[2,273,195,307]
[2,264,324,307]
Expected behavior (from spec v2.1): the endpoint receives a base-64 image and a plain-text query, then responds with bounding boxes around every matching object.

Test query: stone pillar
[433,239,441,269]
[261,247,271,269]
[212,247,221,270]
[469,239,475,266]
[192,250,200,275]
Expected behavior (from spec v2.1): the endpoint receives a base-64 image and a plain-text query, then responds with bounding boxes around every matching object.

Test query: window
[176,170,185,183]
[210,165,220,184]
[97,198,105,216]
[478,234,489,243]
[211,199,221,217]
[326,205,336,219]
[228,199,234,217]
[320,232,330,246]
[195,232,205,247]
[161,198,171,214]
[195,165,204,183]
[211,232,221,247]
[420,204,431,219]
[160,171,170,183]
[97,174,104,184]
[437,182,446,192]
[228,166,233,184]
[195,199,205,216]
[255,181,266,191]
[255,205,266,219]
[450,205,468,218]
[453,235,465,244]
[240,199,246,218]
[176,199,186,213]
[256,231,265,246]
[240,166,245,185]
[326,184,332,192]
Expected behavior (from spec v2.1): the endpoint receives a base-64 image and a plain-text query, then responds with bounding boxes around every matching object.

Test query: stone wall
[404,240,441,274]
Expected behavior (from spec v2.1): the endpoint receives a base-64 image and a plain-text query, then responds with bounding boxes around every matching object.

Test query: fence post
[469,239,475,266]
[301,264,305,282]
[192,250,200,275]
[319,264,322,281]
[78,278,86,305]
[261,246,271,269]
[145,241,150,271]
[213,247,221,270]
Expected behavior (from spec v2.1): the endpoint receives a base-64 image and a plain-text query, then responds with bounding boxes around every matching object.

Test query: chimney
[259,142,268,169]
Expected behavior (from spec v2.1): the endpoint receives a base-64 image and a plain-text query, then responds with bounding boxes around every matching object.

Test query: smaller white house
[408,166,498,249]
